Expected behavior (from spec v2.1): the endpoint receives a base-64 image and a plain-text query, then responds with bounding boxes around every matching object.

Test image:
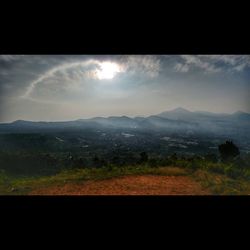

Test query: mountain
[0,108,250,138]
[231,111,250,120]
[157,107,194,121]
[158,107,250,122]
[0,114,198,133]
[88,116,138,128]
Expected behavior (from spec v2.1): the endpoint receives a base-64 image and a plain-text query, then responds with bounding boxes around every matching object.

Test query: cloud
[1,55,249,122]
[119,55,161,77]
[180,55,221,73]
[174,63,189,73]
[198,55,250,72]
[0,55,24,62]
[177,55,250,73]
[21,55,161,100]
[21,59,101,98]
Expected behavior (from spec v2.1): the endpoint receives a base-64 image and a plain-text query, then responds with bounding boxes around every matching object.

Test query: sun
[96,62,120,80]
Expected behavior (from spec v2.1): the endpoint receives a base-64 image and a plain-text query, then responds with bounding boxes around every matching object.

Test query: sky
[0,55,249,122]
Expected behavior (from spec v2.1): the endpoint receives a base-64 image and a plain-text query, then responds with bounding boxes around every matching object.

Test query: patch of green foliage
[150,152,250,181]
[192,170,250,195]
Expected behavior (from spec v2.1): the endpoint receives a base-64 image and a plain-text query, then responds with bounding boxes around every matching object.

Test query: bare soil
[30,175,211,195]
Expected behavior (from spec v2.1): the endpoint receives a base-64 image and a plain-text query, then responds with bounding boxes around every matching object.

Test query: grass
[169,158,250,194]
[1,160,250,195]
[192,169,250,195]
[0,165,188,195]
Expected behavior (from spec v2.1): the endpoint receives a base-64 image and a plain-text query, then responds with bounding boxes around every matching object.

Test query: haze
[0,55,249,122]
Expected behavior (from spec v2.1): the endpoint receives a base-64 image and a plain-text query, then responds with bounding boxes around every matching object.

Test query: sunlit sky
[0,55,250,122]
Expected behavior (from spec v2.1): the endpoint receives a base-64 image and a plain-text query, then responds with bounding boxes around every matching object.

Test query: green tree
[218,141,240,162]
[139,152,148,163]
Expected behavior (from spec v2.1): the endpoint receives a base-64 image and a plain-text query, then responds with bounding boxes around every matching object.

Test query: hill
[1,108,250,139]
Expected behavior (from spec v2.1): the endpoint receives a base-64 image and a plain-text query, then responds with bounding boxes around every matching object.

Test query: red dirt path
[30,175,211,195]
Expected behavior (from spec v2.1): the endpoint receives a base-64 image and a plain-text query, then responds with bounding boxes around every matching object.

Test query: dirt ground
[30,175,211,195]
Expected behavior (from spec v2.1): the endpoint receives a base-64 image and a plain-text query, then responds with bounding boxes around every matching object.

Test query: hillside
[1,159,250,195]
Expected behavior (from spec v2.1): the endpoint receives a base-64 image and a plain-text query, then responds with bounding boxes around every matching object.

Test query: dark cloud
[0,55,249,122]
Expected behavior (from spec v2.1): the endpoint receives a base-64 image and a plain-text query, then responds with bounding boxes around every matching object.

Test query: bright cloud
[176,55,250,73]
[21,55,161,100]
[1,55,249,122]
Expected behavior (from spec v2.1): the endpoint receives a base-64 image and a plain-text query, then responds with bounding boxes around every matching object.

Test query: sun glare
[96,62,120,80]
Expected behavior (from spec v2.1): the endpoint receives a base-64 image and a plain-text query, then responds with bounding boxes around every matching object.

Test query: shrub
[232,158,249,170]
[138,152,148,164]
[207,163,226,175]
[224,165,243,179]
[148,158,159,168]
[218,141,240,162]
[204,153,218,163]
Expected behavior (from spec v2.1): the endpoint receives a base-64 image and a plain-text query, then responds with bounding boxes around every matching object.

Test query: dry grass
[192,169,250,195]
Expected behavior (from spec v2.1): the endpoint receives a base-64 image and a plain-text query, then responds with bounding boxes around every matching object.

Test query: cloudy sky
[0,55,249,122]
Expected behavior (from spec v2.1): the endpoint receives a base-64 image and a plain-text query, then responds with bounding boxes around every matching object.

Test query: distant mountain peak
[108,115,131,119]
[170,107,191,113]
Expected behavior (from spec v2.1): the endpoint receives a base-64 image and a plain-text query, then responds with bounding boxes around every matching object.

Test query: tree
[92,155,101,168]
[139,152,148,163]
[218,141,240,162]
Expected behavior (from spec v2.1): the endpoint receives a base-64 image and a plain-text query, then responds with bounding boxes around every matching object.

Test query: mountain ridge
[0,107,249,139]
[5,107,250,124]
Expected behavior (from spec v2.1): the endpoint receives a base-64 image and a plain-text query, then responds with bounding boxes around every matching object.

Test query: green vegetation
[192,170,250,195]
[218,140,240,162]
[1,152,250,195]
[1,137,250,195]
[0,165,188,195]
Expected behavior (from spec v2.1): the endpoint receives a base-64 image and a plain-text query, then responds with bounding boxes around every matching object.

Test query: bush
[106,164,116,171]
[189,161,201,170]
[207,163,226,175]
[204,153,218,163]
[218,141,240,162]
[148,158,159,168]
[224,165,243,179]
[140,152,148,163]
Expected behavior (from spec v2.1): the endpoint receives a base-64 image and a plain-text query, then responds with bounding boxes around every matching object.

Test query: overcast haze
[0,55,250,122]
